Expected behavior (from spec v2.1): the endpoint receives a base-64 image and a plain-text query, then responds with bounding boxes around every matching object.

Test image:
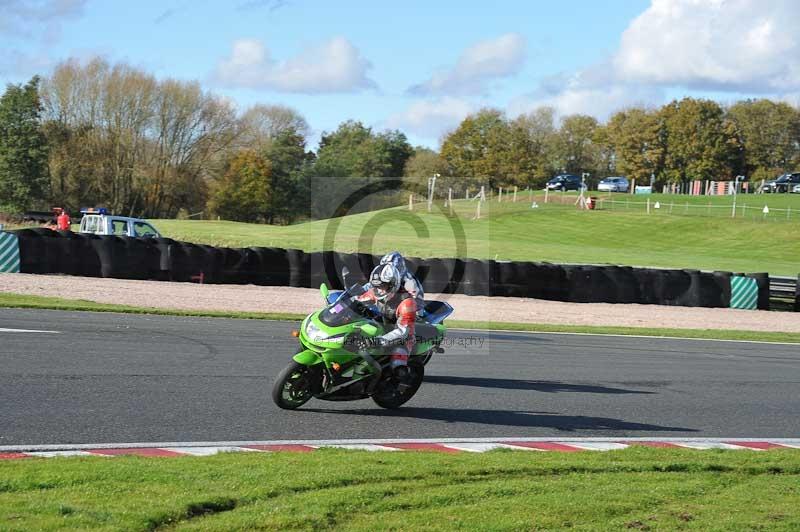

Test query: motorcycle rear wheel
[372,362,424,409]
[272,361,316,410]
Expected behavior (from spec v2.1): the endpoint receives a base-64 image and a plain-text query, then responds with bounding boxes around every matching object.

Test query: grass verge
[1,448,799,530]
[152,195,800,275]
[1,292,799,344]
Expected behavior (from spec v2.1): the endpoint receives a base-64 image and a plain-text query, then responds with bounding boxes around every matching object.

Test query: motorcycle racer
[379,251,424,305]
[356,263,417,377]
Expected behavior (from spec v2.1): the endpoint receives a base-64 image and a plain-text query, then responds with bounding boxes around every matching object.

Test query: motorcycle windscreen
[318,300,361,327]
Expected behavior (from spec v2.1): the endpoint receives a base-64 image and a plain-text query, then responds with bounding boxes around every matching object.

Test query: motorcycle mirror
[320,283,330,301]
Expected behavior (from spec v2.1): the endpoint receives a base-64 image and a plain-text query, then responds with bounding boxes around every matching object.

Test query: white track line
[671,442,746,450]
[0,327,60,334]
[322,444,399,451]
[557,442,629,451]
[25,450,93,457]
[162,446,257,456]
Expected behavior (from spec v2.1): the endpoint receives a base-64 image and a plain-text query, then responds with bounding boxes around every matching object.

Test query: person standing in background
[56,209,71,231]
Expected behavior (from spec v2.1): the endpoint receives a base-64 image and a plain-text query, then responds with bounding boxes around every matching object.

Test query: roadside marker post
[0,232,21,273]
[730,276,758,310]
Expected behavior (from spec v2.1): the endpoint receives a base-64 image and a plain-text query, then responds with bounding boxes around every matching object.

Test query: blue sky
[2,0,799,148]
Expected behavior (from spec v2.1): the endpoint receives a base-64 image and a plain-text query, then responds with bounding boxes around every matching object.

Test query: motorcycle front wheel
[372,362,424,409]
[272,361,317,410]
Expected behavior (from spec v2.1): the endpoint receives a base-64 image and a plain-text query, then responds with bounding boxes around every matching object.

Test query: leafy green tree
[374,129,414,178]
[727,99,800,180]
[263,128,315,223]
[311,120,413,178]
[0,77,49,212]
[210,150,271,222]
[660,98,741,183]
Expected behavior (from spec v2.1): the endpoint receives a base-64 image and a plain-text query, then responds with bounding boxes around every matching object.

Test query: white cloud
[614,0,800,92]
[213,37,377,94]
[0,0,86,40]
[509,83,664,121]
[385,97,475,140]
[0,1,86,79]
[408,33,526,95]
[511,0,800,120]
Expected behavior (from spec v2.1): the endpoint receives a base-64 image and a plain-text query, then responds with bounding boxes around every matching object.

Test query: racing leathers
[357,289,417,368]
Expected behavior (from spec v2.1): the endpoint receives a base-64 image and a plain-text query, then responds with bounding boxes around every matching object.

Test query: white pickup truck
[78,208,162,238]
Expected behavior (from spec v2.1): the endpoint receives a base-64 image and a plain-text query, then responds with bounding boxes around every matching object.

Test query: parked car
[545,174,585,191]
[792,183,800,194]
[78,208,161,238]
[763,173,800,193]
[597,176,629,192]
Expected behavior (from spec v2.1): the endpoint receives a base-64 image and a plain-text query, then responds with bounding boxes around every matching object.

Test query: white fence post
[448,188,453,215]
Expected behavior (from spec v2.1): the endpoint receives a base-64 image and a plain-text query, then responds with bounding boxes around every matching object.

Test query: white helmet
[369,263,401,301]
[379,251,407,277]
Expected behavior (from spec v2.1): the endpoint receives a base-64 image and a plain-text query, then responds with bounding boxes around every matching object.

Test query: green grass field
[154,192,800,275]
[1,448,798,530]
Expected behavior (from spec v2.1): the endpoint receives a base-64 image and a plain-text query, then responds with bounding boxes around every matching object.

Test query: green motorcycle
[272,270,452,410]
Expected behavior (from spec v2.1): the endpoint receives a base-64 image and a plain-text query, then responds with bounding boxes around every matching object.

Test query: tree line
[421,100,799,192]
[1,58,799,222]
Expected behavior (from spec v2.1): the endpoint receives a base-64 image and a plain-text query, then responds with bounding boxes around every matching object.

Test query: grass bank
[2,292,798,344]
[154,193,800,275]
[1,448,799,530]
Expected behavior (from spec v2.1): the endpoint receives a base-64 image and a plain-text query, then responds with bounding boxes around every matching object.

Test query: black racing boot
[393,365,412,392]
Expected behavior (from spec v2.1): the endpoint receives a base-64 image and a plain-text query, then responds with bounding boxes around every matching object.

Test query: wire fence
[594,197,799,221]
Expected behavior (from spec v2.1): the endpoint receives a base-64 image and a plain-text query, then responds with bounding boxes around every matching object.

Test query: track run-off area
[1,308,799,447]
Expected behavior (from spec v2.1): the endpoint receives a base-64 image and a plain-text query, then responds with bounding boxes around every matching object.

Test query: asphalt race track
[1,308,799,445]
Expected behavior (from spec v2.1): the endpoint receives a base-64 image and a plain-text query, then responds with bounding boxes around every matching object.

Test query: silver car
[597,176,629,192]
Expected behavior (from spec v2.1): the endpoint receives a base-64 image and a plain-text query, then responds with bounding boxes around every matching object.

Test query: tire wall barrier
[795,274,800,313]
[7,230,772,309]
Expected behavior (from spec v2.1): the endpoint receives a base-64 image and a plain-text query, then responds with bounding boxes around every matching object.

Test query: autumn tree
[727,99,800,181]
[660,98,741,183]
[40,58,239,217]
[601,107,666,184]
[509,107,558,186]
[552,114,599,177]
[238,104,310,149]
[440,108,513,190]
